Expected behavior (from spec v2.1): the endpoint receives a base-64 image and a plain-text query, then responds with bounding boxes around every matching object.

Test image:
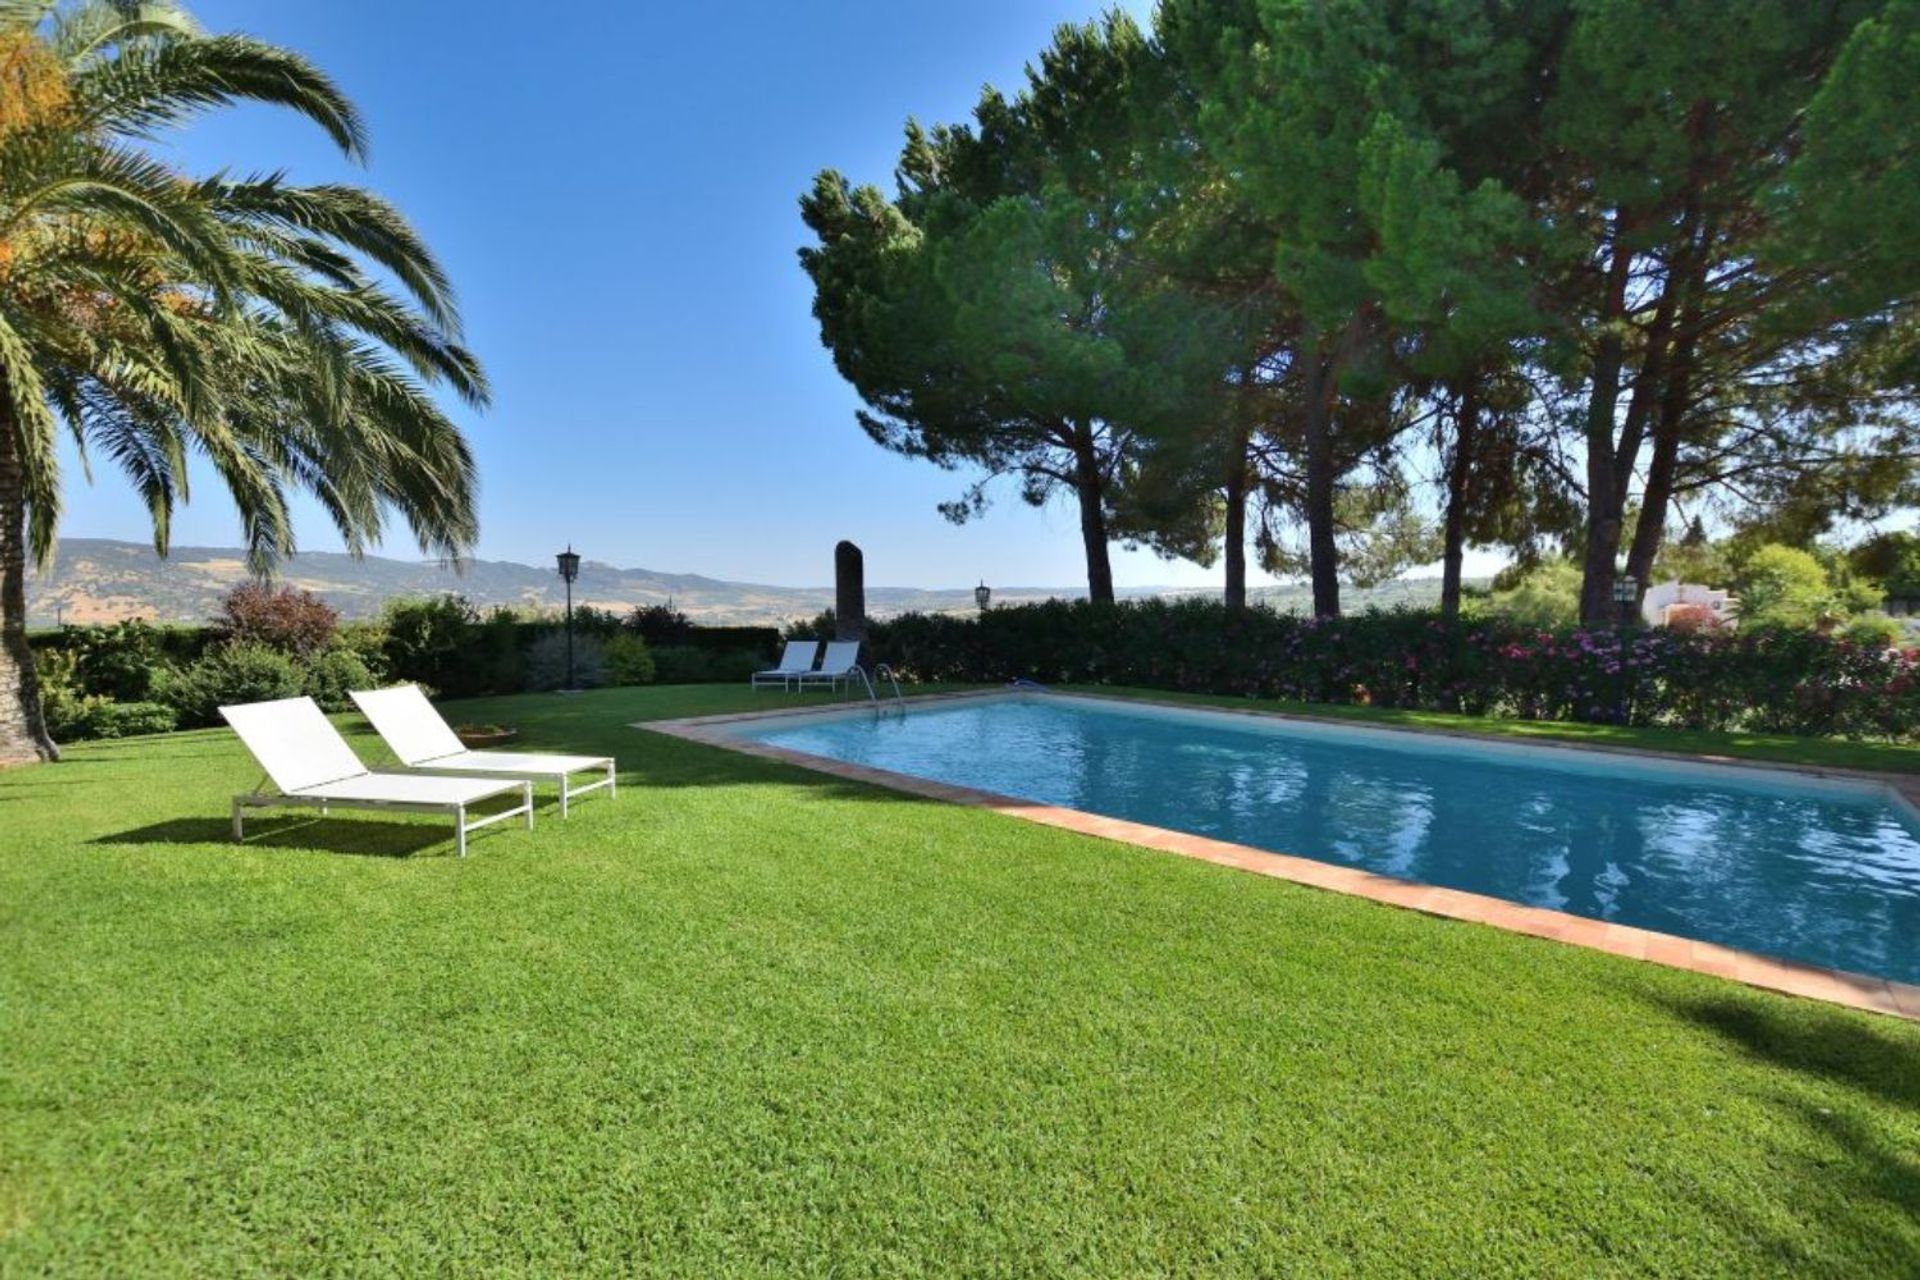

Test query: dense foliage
[833,600,1920,740]
[30,593,782,740]
[802,1,1920,622]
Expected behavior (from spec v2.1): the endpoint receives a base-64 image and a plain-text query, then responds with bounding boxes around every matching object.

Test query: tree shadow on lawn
[1651,991,1920,1111]
[612,735,952,807]
[91,815,479,859]
[1646,991,1920,1269]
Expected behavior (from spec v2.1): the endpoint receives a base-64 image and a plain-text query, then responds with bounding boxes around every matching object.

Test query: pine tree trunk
[0,402,58,765]
[1578,233,1636,628]
[1223,431,1248,611]
[1625,232,1706,599]
[1624,349,1694,594]
[1302,351,1340,618]
[1440,384,1478,622]
[1070,428,1115,605]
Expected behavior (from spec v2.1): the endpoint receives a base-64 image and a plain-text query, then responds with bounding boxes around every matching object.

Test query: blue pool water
[732,695,1920,983]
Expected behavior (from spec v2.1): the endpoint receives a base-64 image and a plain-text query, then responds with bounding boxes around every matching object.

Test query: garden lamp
[557,546,581,690]
[975,581,991,613]
[1612,572,1639,627]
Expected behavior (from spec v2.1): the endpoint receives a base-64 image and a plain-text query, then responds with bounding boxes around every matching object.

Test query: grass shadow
[93,815,463,859]
[1650,991,1920,1111]
[1647,992,1920,1268]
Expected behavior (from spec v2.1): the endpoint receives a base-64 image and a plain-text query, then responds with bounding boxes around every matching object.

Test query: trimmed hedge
[817,599,1920,741]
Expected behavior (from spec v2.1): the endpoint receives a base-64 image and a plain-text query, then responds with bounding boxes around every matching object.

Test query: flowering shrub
[1663,602,1726,633]
[853,600,1920,741]
[215,583,339,657]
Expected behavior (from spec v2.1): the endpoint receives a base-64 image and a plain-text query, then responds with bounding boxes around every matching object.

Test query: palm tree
[0,1,488,763]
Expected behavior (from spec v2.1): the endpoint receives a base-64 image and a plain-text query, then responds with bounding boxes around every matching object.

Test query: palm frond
[69,32,368,160]
[206,177,459,329]
[0,1,56,38]
[47,1,197,63]
[0,0,485,576]
[0,303,64,566]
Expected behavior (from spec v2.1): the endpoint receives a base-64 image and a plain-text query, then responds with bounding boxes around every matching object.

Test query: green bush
[649,645,712,684]
[604,634,656,686]
[525,631,605,691]
[332,621,390,679]
[649,645,763,684]
[472,609,526,695]
[380,595,482,696]
[36,649,95,740]
[627,603,693,644]
[160,643,305,728]
[77,701,178,739]
[1487,560,1581,628]
[1842,613,1905,650]
[303,647,379,713]
[63,620,177,701]
[1734,544,1837,630]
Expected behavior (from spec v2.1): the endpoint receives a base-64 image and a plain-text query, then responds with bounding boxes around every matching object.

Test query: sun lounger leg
[231,797,245,842]
[559,774,568,819]
[524,782,535,829]
[456,804,467,858]
[608,760,617,800]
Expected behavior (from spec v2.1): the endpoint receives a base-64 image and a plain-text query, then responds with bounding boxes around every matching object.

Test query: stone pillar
[834,541,866,641]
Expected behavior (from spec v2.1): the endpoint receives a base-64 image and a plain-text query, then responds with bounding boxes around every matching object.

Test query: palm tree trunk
[0,403,58,765]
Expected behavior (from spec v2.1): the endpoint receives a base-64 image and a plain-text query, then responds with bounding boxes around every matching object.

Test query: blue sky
[55,0,1331,591]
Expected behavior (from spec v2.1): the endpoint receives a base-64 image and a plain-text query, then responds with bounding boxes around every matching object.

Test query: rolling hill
[24,538,1461,627]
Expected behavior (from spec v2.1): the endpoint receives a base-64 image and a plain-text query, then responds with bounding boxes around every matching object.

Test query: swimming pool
[724,694,1920,985]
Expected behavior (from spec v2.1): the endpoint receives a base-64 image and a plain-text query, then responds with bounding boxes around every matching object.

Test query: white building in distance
[1641,580,1737,629]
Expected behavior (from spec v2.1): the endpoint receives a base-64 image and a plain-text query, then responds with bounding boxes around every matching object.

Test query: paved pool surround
[639,690,1920,1022]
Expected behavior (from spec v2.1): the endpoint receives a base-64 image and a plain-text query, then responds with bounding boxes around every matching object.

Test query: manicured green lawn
[1071,684,1920,774]
[2,685,1916,1275]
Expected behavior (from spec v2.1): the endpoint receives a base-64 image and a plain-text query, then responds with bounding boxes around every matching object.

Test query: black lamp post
[975,580,991,613]
[556,545,581,690]
[1612,572,1639,629]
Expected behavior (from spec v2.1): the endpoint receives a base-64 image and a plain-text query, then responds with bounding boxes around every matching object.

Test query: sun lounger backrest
[220,696,369,794]
[350,685,465,765]
[777,640,819,672]
[819,640,860,673]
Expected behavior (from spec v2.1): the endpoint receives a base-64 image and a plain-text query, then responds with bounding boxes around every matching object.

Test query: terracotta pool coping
[639,690,1920,1023]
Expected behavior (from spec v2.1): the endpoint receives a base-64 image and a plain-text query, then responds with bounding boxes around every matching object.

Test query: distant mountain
[25,538,1472,628]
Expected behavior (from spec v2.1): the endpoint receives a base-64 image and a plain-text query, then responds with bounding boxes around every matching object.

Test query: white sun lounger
[795,640,864,692]
[752,640,820,690]
[220,696,533,857]
[349,684,616,817]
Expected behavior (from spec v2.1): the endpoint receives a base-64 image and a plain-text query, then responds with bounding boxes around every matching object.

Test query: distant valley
[26,538,1466,628]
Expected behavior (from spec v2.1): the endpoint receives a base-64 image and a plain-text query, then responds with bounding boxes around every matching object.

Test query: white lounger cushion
[347,685,616,817]
[219,695,535,856]
[221,696,371,793]
[813,641,860,674]
[295,772,528,805]
[351,685,611,776]
[761,640,818,674]
[348,684,467,766]
[411,750,609,777]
